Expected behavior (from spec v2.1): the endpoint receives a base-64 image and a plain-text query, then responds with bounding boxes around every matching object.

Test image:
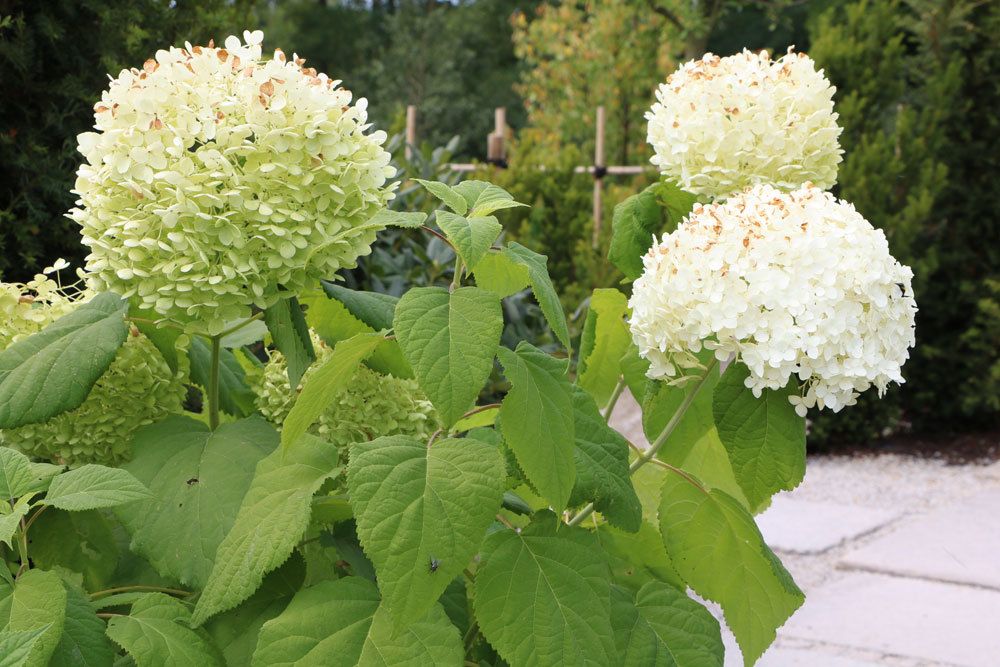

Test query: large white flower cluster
[646,49,843,199]
[69,30,396,334]
[628,184,917,414]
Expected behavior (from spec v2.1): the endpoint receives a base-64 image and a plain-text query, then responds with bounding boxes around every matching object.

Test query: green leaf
[0,496,30,548]
[0,627,48,667]
[50,581,115,667]
[368,208,428,229]
[219,320,268,349]
[302,292,411,379]
[347,435,505,626]
[394,287,503,429]
[130,308,181,374]
[450,405,499,432]
[280,332,384,449]
[0,448,34,500]
[504,242,571,351]
[0,569,67,667]
[454,180,527,217]
[640,364,750,507]
[578,288,632,407]
[118,416,277,588]
[414,179,468,215]
[472,251,530,298]
[29,510,118,591]
[609,182,697,281]
[497,343,575,510]
[205,555,305,667]
[0,292,128,429]
[106,593,222,666]
[252,577,461,666]
[611,582,723,667]
[659,473,803,666]
[192,434,341,625]
[320,282,398,331]
[436,211,502,271]
[474,511,616,666]
[713,364,806,513]
[188,337,256,417]
[263,296,316,388]
[44,465,151,511]
[596,522,683,591]
[570,387,641,531]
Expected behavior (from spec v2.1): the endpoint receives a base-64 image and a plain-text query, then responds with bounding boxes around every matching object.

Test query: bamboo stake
[592,106,606,249]
[405,105,417,161]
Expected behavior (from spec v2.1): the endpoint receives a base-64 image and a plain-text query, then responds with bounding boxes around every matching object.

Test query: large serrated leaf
[118,416,276,588]
[0,448,34,500]
[367,208,427,229]
[414,179,468,215]
[44,465,151,511]
[280,332,384,449]
[577,288,632,407]
[609,182,697,282]
[596,521,683,591]
[497,343,575,510]
[0,627,48,667]
[436,211,502,271]
[106,594,222,666]
[504,242,571,351]
[0,292,127,429]
[192,434,340,625]
[347,435,505,626]
[472,251,531,298]
[474,512,616,666]
[453,180,528,217]
[570,387,641,531]
[320,282,398,331]
[713,364,806,513]
[50,581,115,667]
[658,473,803,666]
[0,569,67,667]
[251,577,461,666]
[263,296,316,388]
[30,510,118,590]
[393,286,502,429]
[611,582,723,667]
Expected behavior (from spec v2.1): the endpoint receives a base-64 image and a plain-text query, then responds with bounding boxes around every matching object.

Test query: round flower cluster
[628,183,917,414]
[69,30,396,335]
[646,48,843,199]
[0,275,186,465]
[254,334,437,455]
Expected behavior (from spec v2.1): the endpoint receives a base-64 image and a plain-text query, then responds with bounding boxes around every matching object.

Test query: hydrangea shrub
[0,35,915,667]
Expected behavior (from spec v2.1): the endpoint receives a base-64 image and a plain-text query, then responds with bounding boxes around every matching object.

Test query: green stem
[15,515,28,578]
[602,378,627,421]
[207,334,222,430]
[450,257,464,292]
[566,359,718,527]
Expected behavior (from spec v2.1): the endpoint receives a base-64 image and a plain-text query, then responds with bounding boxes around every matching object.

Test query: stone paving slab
[841,490,1000,590]
[757,496,902,555]
[780,572,1000,666]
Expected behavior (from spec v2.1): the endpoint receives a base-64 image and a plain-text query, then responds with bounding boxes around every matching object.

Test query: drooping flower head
[253,331,437,458]
[0,270,186,465]
[646,48,843,199]
[70,30,396,334]
[628,183,916,414]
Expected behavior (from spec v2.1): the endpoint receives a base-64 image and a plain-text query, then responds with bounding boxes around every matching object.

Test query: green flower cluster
[0,277,187,465]
[254,337,437,453]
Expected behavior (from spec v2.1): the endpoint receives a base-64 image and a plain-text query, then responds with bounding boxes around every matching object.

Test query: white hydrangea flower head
[646,48,843,198]
[628,183,917,414]
[69,30,397,335]
[0,272,187,465]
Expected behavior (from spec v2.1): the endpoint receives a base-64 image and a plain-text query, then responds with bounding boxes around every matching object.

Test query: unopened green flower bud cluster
[253,333,437,455]
[0,275,186,465]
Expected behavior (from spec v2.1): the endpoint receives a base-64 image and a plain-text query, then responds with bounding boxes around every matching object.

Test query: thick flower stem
[207,334,222,430]
[566,359,718,528]
[602,378,627,421]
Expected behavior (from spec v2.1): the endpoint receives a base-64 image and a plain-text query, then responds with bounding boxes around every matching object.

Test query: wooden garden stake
[405,105,417,161]
[592,106,606,248]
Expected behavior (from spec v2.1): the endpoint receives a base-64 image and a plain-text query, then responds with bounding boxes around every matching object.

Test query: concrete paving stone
[780,572,1000,667]
[841,490,1000,590]
[757,495,902,555]
[758,647,889,667]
